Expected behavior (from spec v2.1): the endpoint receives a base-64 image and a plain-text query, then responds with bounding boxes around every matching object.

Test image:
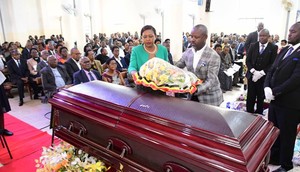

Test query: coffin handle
[163,162,191,172]
[66,121,87,136]
[107,137,132,158]
[68,122,73,131]
[106,141,112,150]
[78,127,85,136]
[120,148,126,158]
[166,168,172,172]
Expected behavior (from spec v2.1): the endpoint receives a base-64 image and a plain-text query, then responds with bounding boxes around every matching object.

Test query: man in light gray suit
[176,24,223,106]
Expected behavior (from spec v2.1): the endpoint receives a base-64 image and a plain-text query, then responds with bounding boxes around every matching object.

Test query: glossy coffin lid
[50,81,279,172]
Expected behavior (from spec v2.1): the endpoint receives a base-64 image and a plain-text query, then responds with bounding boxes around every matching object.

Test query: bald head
[191,24,208,51]
[47,55,58,68]
[79,56,92,70]
[257,22,264,32]
[40,50,49,60]
[70,48,81,61]
[259,29,270,44]
[194,24,208,36]
[260,29,270,36]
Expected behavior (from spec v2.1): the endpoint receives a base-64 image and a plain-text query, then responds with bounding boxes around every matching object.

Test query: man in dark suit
[73,56,102,85]
[65,48,81,83]
[264,22,300,172]
[7,50,29,106]
[0,75,13,136]
[21,40,33,60]
[246,29,277,114]
[95,48,109,64]
[40,55,72,98]
[244,22,264,55]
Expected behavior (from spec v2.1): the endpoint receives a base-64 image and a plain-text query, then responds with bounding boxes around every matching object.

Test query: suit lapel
[48,67,54,78]
[186,49,194,71]
[71,59,79,71]
[260,43,269,55]
[82,70,90,82]
[15,60,23,75]
[195,47,209,72]
[276,47,300,69]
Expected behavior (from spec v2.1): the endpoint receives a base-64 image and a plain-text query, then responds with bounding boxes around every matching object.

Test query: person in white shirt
[176,24,223,106]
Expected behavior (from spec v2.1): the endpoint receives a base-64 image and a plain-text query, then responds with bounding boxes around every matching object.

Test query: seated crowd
[0,30,287,106]
[0,33,172,106]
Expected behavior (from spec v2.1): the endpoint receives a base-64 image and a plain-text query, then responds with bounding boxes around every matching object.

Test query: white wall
[209,0,299,39]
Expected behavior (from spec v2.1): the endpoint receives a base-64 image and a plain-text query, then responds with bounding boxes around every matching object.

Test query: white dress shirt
[192,44,206,72]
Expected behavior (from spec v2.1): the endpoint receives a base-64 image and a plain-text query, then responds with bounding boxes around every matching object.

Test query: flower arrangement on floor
[35,141,109,172]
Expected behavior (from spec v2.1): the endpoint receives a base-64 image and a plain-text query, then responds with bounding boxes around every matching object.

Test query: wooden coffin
[49,81,279,172]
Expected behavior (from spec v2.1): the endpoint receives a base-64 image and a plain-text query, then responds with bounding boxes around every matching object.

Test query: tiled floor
[5,84,300,171]
[6,89,52,134]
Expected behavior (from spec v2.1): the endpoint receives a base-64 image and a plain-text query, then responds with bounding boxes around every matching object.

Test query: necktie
[17,60,21,67]
[237,43,241,52]
[88,72,95,81]
[282,47,294,60]
[259,44,265,54]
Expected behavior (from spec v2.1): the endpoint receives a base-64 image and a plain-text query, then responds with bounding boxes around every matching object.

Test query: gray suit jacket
[40,65,72,92]
[176,46,223,106]
[37,60,48,74]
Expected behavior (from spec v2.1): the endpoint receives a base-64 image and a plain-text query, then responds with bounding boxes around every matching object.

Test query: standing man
[176,24,223,106]
[264,22,300,172]
[245,22,264,54]
[246,29,277,115]
[0,72,13,136]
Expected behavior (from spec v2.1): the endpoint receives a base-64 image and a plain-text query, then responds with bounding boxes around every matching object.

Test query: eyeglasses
[82,61,91,64]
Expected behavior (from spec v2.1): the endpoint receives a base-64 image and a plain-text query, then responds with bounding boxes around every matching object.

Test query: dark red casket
[49,81,279,172]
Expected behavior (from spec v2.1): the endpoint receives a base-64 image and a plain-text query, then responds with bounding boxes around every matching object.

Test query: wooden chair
[6,81,33,99]
[24,82,33,99]
[27,77,43,100]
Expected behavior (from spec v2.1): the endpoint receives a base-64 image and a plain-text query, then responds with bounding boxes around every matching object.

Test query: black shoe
[233,84,241,88]
[3,129,13,136]
[269,159,280,165]
[19,100,24,106]
[34,95,39,100]
[272,167,287,172]
[244,85,247,90]
[7,93,14,98]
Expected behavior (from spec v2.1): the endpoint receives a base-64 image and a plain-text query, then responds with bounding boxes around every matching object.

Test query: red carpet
[0,113,53,172]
